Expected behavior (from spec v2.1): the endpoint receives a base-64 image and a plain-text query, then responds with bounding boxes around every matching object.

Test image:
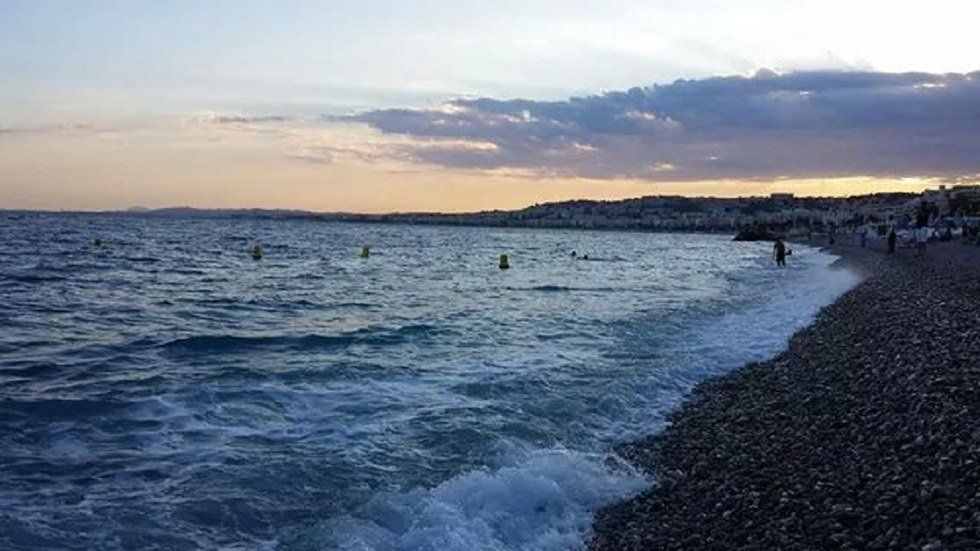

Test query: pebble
[590,244,980,550]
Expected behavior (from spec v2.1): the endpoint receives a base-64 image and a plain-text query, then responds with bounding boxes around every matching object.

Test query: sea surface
[0,213,860,550]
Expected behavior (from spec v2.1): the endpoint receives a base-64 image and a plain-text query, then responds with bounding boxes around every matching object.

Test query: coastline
[590,242,980,549]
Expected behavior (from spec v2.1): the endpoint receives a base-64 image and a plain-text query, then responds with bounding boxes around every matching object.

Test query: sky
[1,0,978,212]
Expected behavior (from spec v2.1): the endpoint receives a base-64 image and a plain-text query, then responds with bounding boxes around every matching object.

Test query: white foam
[692,248,860,370]
[298,448,646,551]
[576,246,862,446]
[300,246,861,551]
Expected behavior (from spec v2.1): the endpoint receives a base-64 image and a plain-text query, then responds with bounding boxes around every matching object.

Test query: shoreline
[590,242,980,549]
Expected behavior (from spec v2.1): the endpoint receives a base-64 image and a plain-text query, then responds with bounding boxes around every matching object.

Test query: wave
[2,273,68,284]
[0,397,127,421]
[123,256,161,263]
[289,447,646,551]
[298,247,862,550]
[514,285,617,293]
[157,324,441,355]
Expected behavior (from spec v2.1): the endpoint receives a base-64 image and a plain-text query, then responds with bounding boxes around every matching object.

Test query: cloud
[346,70,980,181]
[209,114,290,124]
[0,123,123,136]
[284,147,333,164]
[177,113,291,127]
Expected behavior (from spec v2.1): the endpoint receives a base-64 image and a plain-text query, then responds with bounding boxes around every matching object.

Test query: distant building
[950,184,980,199]
[949,184,980,215]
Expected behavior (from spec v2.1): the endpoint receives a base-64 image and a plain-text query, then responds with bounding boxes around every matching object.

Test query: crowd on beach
[779,200,980,266]
[766,202,979,268]
[864,201,980,255]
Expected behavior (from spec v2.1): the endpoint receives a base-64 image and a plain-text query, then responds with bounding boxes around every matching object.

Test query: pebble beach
[591,241,980,550]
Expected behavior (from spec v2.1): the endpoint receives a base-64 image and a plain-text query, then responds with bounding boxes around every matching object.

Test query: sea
[0,213,860,550]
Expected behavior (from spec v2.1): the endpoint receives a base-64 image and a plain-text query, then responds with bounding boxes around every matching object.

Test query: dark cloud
[346,70,980,180]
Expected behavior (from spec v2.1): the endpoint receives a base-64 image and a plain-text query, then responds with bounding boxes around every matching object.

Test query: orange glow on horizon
[0,117,953,213]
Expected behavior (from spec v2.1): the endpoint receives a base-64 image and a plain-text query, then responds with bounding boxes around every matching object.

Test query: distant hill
[9,185,973,235]
[115,207,323,220]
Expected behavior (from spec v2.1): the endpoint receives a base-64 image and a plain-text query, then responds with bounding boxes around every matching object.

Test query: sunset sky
[1,0,978,212]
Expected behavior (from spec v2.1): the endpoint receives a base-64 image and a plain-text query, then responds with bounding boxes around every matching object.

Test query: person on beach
[916,227,929,257]
[916,203,930,229]
[773,238,787,267]
[887,229,897,254]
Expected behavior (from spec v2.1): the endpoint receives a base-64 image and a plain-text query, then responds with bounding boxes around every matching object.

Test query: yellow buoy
[359,245,370,258]
[499,254,510,269]
[251,244,263,260]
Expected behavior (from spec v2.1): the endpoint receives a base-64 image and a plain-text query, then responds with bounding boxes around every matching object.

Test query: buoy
[251,244,263,260]
[359,245,370,258]
[93,237,103,247]
[499,254,510,269]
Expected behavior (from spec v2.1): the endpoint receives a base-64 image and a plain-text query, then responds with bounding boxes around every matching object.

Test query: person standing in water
[773,238,787,267]
[887,228,897,254]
